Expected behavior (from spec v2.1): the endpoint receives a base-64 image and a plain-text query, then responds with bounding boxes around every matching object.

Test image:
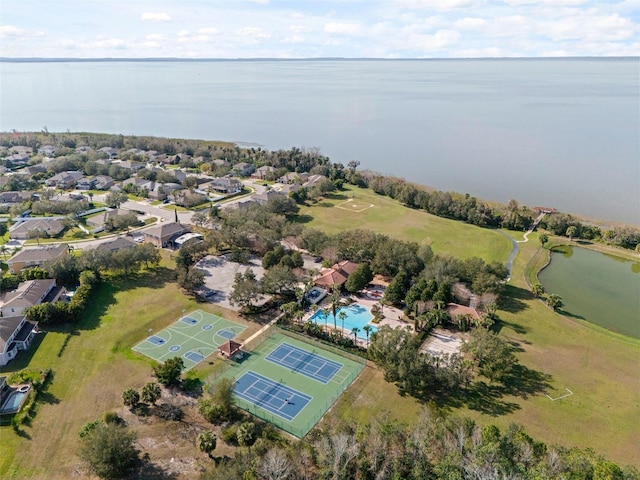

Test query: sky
[0,0,638,58]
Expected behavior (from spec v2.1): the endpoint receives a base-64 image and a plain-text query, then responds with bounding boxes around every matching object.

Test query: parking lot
[196,254,270,311]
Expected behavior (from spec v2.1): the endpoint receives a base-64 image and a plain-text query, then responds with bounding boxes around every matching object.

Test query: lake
[538,246,640,339]
[0,58,638,224]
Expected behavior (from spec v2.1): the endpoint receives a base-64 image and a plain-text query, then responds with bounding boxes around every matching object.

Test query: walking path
[500,213,546,281]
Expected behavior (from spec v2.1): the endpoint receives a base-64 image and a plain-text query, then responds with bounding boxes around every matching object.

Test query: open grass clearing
[295,185,512,263]
[0,257,262,479]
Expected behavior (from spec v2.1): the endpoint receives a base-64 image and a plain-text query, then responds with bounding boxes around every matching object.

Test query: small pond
[538,246,640,339]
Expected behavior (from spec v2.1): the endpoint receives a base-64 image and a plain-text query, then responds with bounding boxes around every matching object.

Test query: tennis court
[211,328,366,438]
[132,309,246,371]
[265,342,342,384]
[234,371,311,421]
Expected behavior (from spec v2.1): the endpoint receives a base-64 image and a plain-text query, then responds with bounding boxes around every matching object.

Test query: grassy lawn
[295,185,512,263]
[0,258,261,479]
[328,232,640,467]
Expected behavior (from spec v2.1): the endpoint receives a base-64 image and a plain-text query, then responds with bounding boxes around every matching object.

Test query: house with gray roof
[94,236,136,253]
[9,218,66,240]
[231,162,254,177]
[0,279,65,317]
[142,222,190,248]
[45,170,85,189]
[0,315,38,367]
[7,244,69,274]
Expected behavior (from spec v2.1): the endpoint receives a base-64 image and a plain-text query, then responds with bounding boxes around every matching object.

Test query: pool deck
[302,293,413,348]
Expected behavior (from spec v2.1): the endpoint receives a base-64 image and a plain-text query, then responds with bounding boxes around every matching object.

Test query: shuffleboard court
[265,342,343,384]
[234,371,311,421]
[132,310,246,371]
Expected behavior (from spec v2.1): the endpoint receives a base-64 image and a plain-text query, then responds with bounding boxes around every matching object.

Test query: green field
[296,186,512,263]
[212,328,365,438]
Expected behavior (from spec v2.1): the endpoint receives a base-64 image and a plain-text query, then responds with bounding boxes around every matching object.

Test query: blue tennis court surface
[234,371,311,421]
[181,316,199,325]
[265,343,343,384]
[149,336,165,345]
[185,351,205,362]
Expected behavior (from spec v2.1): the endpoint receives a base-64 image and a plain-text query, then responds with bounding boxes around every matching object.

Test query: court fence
[205,325,367,438]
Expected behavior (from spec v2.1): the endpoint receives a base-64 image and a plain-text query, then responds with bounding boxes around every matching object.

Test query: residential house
[38,145,58,156]
[85,209,134,230]
[94,236,136,253]
[0,191,35,204]
[0,316,38,366]
[279,183,301,195]
[5,153,30,166]
[212,159,231,168]
[10,146,33,156]
[98,147,119,158]
[76,177,97,190]
[94,175,115,190]
[45,170,85,189]
[303,174,328,189]
[254,190,285,205]
[252,165,275,180]
[208,177,242,194]
[122,177,155,192]
[231,162,254,177]
[117,160,145,173]
[9,218,66,240]
[0,279,65,317]
[279,172,309,184]
[142,222,190,248]
[16,164,47,176]
[75,146,93,153]
[7,244,69,274]
[172,169,187,183]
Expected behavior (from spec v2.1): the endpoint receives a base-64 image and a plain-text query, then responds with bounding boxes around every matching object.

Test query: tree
[122,388,140,411]
[141,382,161,405]
[531,282,545,298]
[229,269,261,311]
[384,270,410,306]
[338,310,348,337]
[152,356,184,386]
[362,325,373,348]
[237,421,256,448]
[197,431,217,458]
[212,377,235,418]
[351,327,360,344]
[462,328,516,383]
[539,232,549,246]
[177,266,205,293]
[566,225,577,241]
[546,293,563,311]
[328,285,346,331]
[261,265,297,296]
[27,227,48,245]
[79,423,142,479]
[344,262,373,293]
[105,191,128,209]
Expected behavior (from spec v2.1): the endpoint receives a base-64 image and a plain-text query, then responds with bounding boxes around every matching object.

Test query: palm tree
[0,244,8,260]
[338,310,347,338]
[321,307,331,334]
[362,325,372,348]
[351,327,360,345]
[328,284,346,331]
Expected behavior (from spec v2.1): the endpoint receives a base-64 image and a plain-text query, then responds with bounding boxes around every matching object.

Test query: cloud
[146,34,165,41]
[91,38,127,49]
[290,25,312,33]
[140,12,172,22]
[454,17,487,30]
[0,25,44,38]
[395,0,479,10]
[324,22,362,35]
[198,28,220,35]
[282,35,305,44]
[235,27,271,39]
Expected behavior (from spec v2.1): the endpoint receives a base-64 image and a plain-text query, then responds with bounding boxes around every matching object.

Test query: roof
[0,316,25,352]
[1,279,56,311]
[8,244,68,265]
[143,222,189,240]
[95,236,136,252]
[314,268,349,287]
[332,260,359,275]
[174,232,203,247]
[9,218,66,238]
[218,340,243,357]
[446,303,481,320]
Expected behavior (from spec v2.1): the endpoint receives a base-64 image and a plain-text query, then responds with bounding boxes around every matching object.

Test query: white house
[0,316,38,367]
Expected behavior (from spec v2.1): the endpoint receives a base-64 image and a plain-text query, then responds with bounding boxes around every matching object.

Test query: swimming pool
[309,303,378,340]
[0,389,28,414]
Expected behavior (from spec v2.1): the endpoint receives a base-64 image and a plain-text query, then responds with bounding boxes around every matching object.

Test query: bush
[221,425,238,444]
[154,402,184,421]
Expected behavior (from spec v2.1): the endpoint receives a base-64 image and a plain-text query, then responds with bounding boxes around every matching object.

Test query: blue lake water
[0,58,637,223]
[310,304,377,340]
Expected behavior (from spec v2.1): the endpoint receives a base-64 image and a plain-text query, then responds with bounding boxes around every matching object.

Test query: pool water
[1,390,28,413]
[309,304,378,340]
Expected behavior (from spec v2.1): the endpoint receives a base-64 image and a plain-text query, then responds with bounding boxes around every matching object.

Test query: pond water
[538,247,640,339]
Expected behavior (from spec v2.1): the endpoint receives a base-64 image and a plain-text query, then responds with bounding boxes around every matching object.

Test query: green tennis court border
[209,327,366,438]
[132,309,246,371]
